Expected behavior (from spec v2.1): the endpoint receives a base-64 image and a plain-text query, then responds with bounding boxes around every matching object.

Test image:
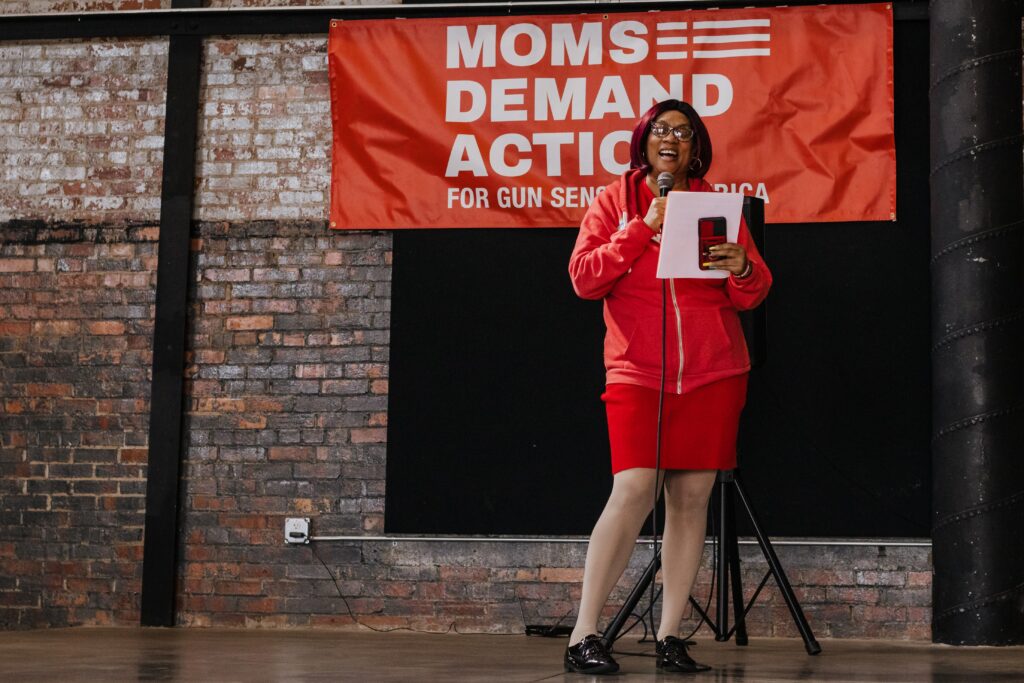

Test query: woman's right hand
[643,196,667,234]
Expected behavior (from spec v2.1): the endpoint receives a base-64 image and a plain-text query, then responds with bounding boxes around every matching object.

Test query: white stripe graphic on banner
[655,21,688,61]
[690,17,771,59]
[693,34,770,43]
[692,48,771,58]
[692,19,770,29]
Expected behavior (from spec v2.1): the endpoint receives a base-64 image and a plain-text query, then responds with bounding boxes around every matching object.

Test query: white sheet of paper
[656,192,744,279]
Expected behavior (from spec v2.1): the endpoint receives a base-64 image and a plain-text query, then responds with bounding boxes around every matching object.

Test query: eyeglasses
[649,122,695,142]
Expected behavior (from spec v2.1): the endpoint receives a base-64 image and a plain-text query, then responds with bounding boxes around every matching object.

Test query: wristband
[733,261,753,280]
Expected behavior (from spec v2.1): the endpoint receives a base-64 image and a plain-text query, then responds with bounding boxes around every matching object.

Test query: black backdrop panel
[385,18,930,537]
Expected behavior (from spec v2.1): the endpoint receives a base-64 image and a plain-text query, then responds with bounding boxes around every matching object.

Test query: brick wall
[196,37,331,222]
[0,39,168,223]
[280,541,931,639]
[0,1,396,16]
[0,223,157,628]
[0,1,933,638]
[1,1,166,15]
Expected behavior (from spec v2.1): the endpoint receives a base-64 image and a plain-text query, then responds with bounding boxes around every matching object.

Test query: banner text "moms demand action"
[443,22,735,178]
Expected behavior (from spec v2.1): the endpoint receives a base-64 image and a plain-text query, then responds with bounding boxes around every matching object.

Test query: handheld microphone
[657,172,675,197]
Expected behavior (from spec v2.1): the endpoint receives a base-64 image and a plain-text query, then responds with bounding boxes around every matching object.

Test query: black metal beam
[140,0,203,628]
[929,0,1024,646]
[0,1,927,42]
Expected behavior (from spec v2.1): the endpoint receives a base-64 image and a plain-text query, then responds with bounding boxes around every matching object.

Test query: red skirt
[603,375,748,474]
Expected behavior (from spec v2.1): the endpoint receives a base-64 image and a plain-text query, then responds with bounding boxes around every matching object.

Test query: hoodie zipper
[668,278,684,393]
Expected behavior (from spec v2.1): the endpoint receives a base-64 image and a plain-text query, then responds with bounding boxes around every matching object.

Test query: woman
[565,99,771,675]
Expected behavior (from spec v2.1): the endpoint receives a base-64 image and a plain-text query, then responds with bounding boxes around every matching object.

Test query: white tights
[569,468,717,646]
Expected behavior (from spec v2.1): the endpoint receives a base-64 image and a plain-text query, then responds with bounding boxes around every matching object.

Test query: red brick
[32,320,80,335]
[193,350,226,364]
[350,428,386,444]
[237,416,267,429]
[539,567,584,583]
[295,364,326,378]
[3,400,26,414]
[118,448,148,464]
[439,567,489,582]
[26,383,74,397]
[66,578,114,593]
[215,580,264,596]
[237,597,279,613]
[381,582,416,598]
[415,582,444,599]
[826,586,880,604]
[115,546,144,561]
[0,259,35,272]
[218,514,267,530]
[248,398,285,413]
[87,321,126,335]
[195,397,246,413]
[0,322,31,336]
[907,571,932,587]
[268,447,314,461]
[225,315,274,330]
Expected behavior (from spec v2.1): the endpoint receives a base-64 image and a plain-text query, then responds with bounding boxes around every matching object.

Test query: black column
[140,1,203,627]
[929,0,1024,645]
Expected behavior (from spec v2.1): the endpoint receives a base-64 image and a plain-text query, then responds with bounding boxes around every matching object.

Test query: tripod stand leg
[715,474,730,641]
[725,488,749,646]
[602,551,660,645]
[732,475,822,655]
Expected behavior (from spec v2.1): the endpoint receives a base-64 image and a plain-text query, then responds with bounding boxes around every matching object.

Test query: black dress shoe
[564,634,620,674]
[656,636,711,673]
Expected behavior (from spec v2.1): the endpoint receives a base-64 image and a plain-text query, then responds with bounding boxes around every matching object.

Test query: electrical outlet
[285,517,310,545]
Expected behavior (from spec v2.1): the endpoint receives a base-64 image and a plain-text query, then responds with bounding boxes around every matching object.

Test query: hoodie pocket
[681,309,743,374]
[622,314,662,370]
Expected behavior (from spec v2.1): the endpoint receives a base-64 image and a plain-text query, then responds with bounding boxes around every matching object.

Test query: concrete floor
[1,628,1023,682]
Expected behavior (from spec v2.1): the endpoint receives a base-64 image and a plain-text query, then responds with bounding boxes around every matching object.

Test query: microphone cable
[649,171,674,642]
[649,277,668,641]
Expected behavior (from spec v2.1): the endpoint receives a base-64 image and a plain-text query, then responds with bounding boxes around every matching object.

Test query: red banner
[328,3,894,228]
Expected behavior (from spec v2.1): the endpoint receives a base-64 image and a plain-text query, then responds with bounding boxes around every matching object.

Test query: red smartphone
[698,217,727,270]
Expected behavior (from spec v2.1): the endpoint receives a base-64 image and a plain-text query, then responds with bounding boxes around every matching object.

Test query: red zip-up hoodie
[569,169,772,394]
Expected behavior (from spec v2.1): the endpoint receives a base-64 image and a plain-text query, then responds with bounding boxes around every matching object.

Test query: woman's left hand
[705,242,749,276]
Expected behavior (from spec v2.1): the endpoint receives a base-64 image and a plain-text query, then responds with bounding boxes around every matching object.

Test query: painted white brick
[209,117,254,131]
[199,162,233,176]
[39,167,86,181]
[280,191,323,205]
[301,55,325,71]
[136,136,165,150]
[235,161,278,175]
